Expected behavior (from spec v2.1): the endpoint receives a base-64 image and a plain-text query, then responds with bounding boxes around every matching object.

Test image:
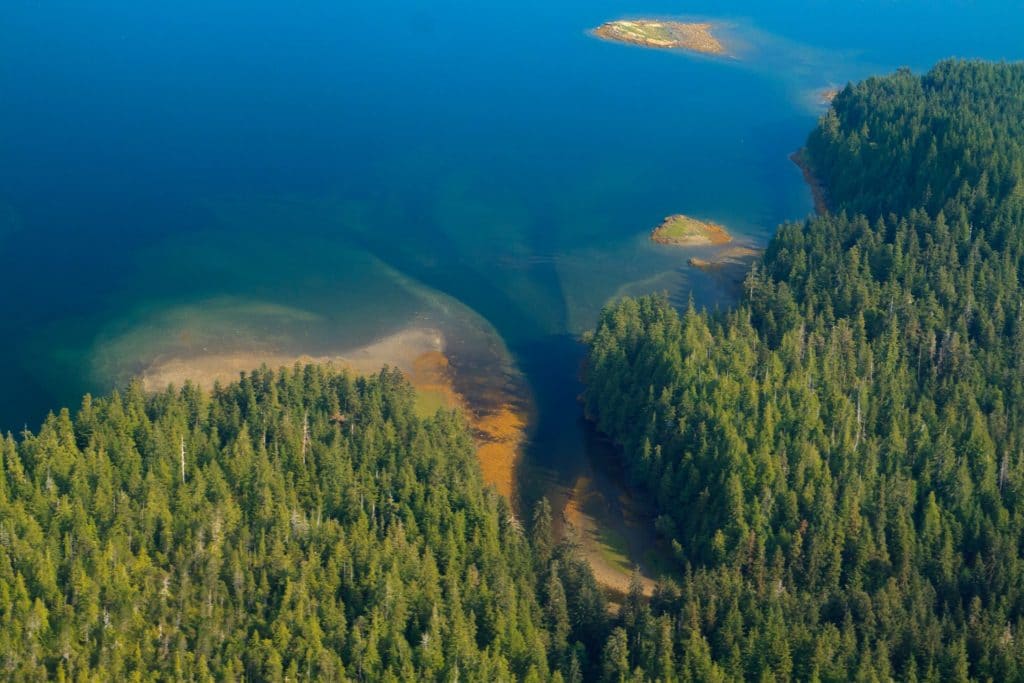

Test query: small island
[592,20,726,56]
[651,214,732,246]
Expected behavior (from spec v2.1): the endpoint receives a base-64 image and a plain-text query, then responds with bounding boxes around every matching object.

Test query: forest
[0,366,615,680]
[583,60,1024,680]
[5,59,1024,681]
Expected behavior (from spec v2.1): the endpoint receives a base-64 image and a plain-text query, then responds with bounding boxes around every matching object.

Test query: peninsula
[592,20,726,56]
[650,214,732,246]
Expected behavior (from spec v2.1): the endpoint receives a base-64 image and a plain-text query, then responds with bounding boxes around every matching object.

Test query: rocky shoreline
[790,148,829,215]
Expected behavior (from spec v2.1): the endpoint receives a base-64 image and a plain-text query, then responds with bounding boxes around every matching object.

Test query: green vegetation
[0,365,610,680]
[412,387,450,418]
[584,60,1024,680]
[650,215,732,247]
[806,61,1024,221]
[7,57,1024,682]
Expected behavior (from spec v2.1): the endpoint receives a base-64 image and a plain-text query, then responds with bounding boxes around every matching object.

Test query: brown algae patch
[473,408,527,502]
[651,214,732,246]
[818,86,839,104]
[406,349,527,501]
[592,20,727,56]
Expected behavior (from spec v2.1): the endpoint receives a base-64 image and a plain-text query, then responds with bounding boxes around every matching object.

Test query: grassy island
[650,214,732,246]
[592,20,726,56]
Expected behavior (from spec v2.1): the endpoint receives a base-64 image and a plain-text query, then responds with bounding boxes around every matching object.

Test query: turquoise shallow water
[0,2,1021,536]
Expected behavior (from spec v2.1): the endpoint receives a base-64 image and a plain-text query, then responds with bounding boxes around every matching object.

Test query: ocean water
[1,2,1021,545]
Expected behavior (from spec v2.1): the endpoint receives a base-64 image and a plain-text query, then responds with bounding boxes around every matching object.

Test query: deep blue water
[1,2,1022,524]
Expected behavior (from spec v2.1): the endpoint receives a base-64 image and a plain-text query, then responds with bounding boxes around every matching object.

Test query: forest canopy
[583,60,1024,681]
[6,59,1024,682]
[0,366,611,681]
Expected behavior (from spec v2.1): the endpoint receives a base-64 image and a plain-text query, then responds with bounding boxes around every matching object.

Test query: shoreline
[562,483,657,600]
[137,327,446,391]
[790,148,829,215]
[137,325,529,501]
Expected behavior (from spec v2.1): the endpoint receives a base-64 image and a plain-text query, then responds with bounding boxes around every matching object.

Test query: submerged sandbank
[91,284,531,503]
[137,326,444,390]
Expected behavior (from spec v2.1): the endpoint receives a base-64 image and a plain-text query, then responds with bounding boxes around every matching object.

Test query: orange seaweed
[406,351,526,501]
